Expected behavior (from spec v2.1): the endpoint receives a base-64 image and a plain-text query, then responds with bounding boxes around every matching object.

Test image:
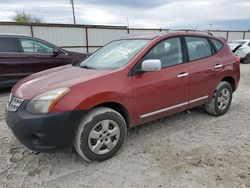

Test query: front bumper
[5,101,86,152]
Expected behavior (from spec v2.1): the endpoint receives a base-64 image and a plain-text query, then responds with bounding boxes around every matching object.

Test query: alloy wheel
[88,120,120,155]
[217,88,230,111]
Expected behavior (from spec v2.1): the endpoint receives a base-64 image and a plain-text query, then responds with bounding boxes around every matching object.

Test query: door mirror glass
[141,59,161,72]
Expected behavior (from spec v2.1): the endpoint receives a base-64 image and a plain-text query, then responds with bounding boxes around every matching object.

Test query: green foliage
[13,11,43,24]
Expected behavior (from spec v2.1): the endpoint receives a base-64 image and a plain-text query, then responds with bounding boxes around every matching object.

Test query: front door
[17,37,70,75]
[132,37,190,124]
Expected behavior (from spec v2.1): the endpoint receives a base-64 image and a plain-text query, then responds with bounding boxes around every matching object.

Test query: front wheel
[205,81,233,116]
[74,107,127,162]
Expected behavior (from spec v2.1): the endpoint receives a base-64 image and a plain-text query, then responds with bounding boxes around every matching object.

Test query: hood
[228,42,241,52]
[12,65,110,99]
[66,50,88,62]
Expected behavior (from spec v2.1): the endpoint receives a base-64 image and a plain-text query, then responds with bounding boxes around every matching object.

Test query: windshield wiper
[72,61,80,67]
[81,65,96,70]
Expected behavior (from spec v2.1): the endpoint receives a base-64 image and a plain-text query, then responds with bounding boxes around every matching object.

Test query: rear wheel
[74,107,127,162]
[242,53,250,64]
[205,81,233,116]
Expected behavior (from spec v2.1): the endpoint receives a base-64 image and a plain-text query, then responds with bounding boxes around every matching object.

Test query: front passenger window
[19,38,53,54]
[142,38,183,68]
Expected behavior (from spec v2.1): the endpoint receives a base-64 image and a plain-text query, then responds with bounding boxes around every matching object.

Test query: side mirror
[141,59,161,72]
[52,48,60,56]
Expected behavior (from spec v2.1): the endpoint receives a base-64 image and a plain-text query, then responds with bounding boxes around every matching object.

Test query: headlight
[26,88,70,114]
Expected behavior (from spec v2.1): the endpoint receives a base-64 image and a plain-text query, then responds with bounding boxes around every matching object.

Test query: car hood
[228,42,241,51]
[66,50,88,62]
[12,65,110,99]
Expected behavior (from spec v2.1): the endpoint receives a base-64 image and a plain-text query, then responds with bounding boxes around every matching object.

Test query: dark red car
[0,34,87,87]
[5,32,240,162]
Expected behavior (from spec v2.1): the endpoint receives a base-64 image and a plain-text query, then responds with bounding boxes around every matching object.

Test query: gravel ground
[0,64,250,188]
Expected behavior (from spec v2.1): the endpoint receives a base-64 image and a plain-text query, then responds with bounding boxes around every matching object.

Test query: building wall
[0,23,249,53]
[0,25,31,35]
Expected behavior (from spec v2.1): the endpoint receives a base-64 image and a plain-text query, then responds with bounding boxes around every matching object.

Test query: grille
[7,94,24,112]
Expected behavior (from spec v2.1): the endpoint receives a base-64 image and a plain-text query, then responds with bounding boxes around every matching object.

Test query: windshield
[80,39,149,70]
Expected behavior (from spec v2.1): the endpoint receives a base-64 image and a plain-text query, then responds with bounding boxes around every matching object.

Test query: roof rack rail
[168,29,213,36]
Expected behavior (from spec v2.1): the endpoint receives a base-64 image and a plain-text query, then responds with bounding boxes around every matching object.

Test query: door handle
[177,72,189,78]
[214,64,223,69]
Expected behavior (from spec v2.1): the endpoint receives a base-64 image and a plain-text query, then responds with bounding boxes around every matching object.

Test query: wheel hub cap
[88,120,120,155]
[217,88,230,110]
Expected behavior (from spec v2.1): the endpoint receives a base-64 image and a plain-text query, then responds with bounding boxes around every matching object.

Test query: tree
[13,11,43,24]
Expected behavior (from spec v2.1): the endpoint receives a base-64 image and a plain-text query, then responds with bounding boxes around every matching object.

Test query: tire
[74,107,127,162]
[242,53,250,64]
[205,81,233,116]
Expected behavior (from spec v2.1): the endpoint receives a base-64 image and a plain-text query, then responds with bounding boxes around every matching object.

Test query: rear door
[185,36,218,108]
[0,36,24,86]
[17,37,71,74]
[132,37,190,123]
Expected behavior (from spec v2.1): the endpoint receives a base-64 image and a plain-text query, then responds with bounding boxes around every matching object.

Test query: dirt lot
[0,64,250,188]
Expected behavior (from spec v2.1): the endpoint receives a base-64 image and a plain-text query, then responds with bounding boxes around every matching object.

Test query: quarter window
[0,37,19,53]
[19,38,53,54]
[185,37,212,61]
[142,38,183,68]
[211,38,223,51]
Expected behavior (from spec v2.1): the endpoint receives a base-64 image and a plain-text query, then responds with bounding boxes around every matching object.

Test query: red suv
[5,32,240,162]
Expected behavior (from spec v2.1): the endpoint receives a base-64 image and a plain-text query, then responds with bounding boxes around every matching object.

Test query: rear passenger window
[185,37,212,61]
[0,37,19,53]
[211,38,223,51]
[142,37,183,68]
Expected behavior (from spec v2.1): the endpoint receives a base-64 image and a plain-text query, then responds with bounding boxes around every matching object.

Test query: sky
[0,0,250,30]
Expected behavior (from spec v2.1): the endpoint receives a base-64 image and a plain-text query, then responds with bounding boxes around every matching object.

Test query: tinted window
[142,38,183,68]
[211,38,223,51]
[185,37,212,61]
[19,38,53,54]
[248,42,250,47]
[0,37,19,52]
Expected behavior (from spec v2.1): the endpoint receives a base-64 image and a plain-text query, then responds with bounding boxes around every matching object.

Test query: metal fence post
[30,25,34,36]
[85,27,89,54]
[243,31,246,39]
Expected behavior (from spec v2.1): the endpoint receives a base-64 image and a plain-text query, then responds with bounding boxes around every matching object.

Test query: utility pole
[70,0,76,24]
[209,24,213,30]
[126,17,129,29]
